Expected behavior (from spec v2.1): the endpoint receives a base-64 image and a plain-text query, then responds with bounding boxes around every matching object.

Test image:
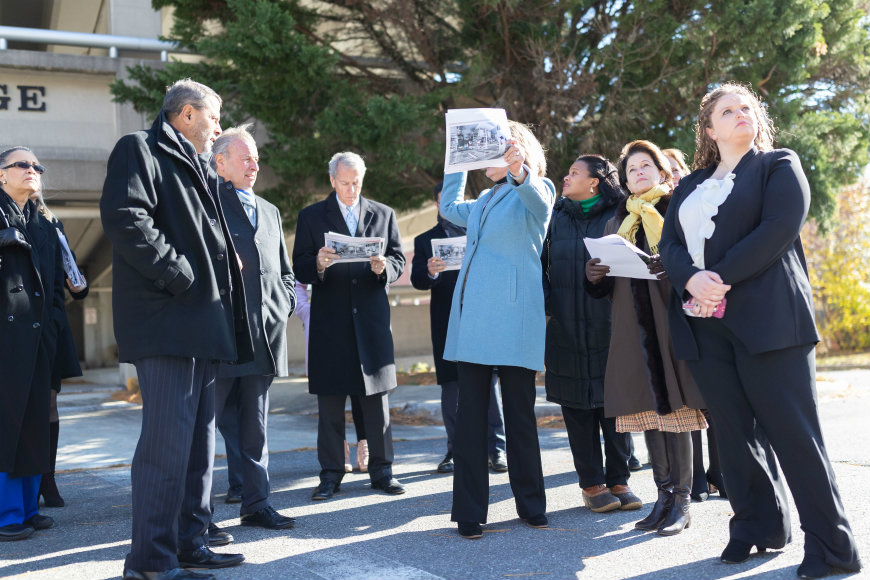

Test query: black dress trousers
[686,318,860,571]
[451,362,545,524]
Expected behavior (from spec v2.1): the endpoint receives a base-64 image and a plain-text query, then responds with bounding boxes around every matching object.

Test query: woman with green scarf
[585,140,706,536]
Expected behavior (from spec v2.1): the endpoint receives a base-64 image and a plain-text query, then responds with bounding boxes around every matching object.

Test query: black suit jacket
[100,111,253,364]
[217,180,296,379]
[660,148,819,359]
[293,192,405,395]
[411,223,459,384]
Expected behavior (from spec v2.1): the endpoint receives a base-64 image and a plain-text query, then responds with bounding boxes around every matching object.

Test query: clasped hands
[317,246,387,276]
[684,270,730,318]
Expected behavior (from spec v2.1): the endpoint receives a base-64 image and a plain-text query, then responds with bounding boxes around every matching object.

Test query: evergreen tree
[112,0,870,225]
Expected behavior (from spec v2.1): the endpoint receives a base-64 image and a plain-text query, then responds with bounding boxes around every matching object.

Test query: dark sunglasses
[2,161,46,174]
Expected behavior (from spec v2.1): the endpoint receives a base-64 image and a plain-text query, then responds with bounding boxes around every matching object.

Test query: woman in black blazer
[659,83,861,579]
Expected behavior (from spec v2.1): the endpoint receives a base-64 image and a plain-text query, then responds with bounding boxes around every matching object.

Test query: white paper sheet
[324,231,385,263]
[583,234,658,280]
[56,228,87,287]
[444,108,511,174]
[431,236,466,271]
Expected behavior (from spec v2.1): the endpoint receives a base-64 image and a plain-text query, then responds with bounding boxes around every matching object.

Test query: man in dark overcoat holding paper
[100,79,252,580]
[293,151,406,500]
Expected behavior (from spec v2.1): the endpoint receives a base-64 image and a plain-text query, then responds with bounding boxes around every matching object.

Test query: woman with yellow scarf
[585,140,706,536]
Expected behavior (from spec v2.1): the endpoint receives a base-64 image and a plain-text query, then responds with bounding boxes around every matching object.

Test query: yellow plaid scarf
[616,182,670,254]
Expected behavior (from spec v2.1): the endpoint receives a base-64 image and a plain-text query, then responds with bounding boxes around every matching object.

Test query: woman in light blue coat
[440,121,555,539]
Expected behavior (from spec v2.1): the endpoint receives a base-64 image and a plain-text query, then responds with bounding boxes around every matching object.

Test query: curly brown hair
[693,82,775,170]
[616,140,673,194]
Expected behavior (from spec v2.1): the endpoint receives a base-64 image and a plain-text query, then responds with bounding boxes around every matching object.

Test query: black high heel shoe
[721,539,766,564]
[38,474,65,508]
[706,472,727,499]
[39,421,65,507]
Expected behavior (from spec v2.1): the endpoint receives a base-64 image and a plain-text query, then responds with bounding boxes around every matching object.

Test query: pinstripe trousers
[125,356,217,572]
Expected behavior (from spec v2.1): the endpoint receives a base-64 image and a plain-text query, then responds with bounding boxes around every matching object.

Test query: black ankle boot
[658,492,691,535]
[39,421,65,508]
[635,489,672,530]
[636,430,674,531]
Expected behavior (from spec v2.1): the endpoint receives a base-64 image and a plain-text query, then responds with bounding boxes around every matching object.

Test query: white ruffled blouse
[678,173,735,269]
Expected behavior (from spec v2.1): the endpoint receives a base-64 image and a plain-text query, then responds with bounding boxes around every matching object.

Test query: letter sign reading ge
[0,85,47,112]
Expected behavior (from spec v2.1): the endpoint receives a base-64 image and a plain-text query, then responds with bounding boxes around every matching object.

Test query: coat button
[216,253,225,261]
[34,291,40,297]
[352,308,358,314]
[33,322,40,328]
[219,289,227,296]
[7,315,12,322]
[260,269,266,275]
[156,279,166,289]
[209,219,217,226]
[352,279,358,285]
[255,239,261,245]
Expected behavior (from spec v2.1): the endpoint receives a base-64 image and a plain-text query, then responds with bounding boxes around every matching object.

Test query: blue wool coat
[439,169,555,371]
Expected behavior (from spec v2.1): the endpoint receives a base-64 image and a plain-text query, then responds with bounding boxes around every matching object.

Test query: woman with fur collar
[585,140,706,537]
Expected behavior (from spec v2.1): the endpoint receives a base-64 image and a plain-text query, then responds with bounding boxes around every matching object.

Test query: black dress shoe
[488,451,508,473]
[797,555,833,579]
[241,506,295,530]
[720,539,766,564]
[0,523,35,542]
[437,453,454,473]
[224,485,242,504]
[207,522,233,547]
[457,522,483,539]
[177,546,244,569]
[370,476,405,495]
[311,480,340,500]
[123,567,216,580]
[23,514,54,530]
[522,514,549,529]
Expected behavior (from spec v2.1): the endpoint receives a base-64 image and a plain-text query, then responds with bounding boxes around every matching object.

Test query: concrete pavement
[0,362,867,580]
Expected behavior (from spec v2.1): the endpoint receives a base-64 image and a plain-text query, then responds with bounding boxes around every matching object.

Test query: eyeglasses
[1,161,46,174]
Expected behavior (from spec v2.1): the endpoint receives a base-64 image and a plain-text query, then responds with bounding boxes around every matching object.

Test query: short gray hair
[213,123,256,158]
[163,78,222,120]
[328,152,366,178]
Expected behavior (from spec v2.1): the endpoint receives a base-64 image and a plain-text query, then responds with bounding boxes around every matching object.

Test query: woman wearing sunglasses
[0,147,68,540]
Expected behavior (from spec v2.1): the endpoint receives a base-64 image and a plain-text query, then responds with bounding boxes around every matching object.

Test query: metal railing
[0,25,183,61]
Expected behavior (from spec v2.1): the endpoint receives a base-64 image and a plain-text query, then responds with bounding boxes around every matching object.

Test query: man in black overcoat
[410,183,506,474]
[293,151,406,500]
[210,125,296,532]
[101,79,252,580]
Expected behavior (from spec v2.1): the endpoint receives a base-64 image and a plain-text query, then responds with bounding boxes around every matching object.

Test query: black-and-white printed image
[324,231,386,263]
[448,123,507,165]
[431,236,467,271]
[444,108,511,174]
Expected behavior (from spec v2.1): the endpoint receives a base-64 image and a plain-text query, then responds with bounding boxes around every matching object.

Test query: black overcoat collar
[220,179,258,233]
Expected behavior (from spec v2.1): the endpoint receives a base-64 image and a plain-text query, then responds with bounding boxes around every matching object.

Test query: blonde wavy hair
[693,82,775,170]
[508,120,547,177]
